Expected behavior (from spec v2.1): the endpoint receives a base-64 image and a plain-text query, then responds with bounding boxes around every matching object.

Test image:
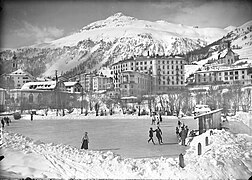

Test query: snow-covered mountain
[190,20,252,66]
[0,13,232,77]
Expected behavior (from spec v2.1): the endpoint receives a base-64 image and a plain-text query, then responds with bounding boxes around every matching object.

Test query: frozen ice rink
[4,115,197,159]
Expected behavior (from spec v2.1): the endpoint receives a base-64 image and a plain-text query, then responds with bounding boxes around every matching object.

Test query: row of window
[16,76,30,79]
[17,80,30,84]
[113,59,185,69]
[198,75,246,82]
[198,70,246,78]
[158,81,184,85]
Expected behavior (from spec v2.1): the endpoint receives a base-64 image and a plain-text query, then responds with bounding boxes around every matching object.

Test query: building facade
[76,73,94,92]
[119,70,152,97]
[217,48,239,65]
[8,81,82,111]
[9,69,36,89]
[193,65,252,86]
[93,75,113,92]
[111,55,187,94]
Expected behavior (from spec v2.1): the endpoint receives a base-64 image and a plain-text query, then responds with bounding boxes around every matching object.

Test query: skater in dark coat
[155,127,163,144]
[81,132,89,150]
[30,113,33,121]
[151,113,156,125]
[1,118,4,128]
[178,120,181,127]
[159,113,162,123]
[176,127,180,141]
[180,128,187,146]
[147,127,155,144]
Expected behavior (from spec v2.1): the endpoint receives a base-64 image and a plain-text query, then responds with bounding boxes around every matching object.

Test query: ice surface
[1,112,252,179]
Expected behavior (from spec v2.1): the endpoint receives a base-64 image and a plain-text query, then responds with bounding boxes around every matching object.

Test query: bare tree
[241,88,252,112]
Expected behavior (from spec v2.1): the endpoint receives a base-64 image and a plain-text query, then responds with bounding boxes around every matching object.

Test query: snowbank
[227,111,252,128]
[226,111,252,135]
[1,129,251,179]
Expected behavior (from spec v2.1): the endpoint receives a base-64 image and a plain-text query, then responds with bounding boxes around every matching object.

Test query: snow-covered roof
[9,69,34,78]
[64,82,78,87]
[219,49,228,58]
[36,77,52,82]
[121,96,137,99]
[21,81,57,90]
[219,48,238,59]
[94,90,107,94]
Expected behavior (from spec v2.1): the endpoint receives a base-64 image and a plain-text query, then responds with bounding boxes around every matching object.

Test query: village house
[8,69,36,89]
[191,64,252,87]
[8,81,82,111]
[217,48,239,65]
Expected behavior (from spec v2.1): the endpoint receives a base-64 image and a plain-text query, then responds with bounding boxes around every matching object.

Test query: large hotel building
[111,55,187,97]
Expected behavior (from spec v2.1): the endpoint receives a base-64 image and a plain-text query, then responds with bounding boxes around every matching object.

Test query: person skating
[147,127,155,145]
[159,113,162,123]
[178,120,181,127]
[30,112,33,121]
[155,127,163,144]
[180,127,187,146]
[176,127,180,141]
[81,132,89,150]
[1,118,4,128]
[151,113,156,125]
[5,117,10,126]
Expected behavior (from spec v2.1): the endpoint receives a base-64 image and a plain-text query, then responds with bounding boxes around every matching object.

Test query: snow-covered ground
[225,111,252,136]
[1,111,252,179]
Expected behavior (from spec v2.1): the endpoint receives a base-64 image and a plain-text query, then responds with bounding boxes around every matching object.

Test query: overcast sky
[1,0,252,48]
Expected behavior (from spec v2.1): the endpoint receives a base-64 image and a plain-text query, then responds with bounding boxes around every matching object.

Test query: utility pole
[79,73,84,114]
[148,67,152,115]
[55,70,59,116]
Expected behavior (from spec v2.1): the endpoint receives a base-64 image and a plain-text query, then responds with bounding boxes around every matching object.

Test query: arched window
[37,93,42,104]
[29,93,33,103]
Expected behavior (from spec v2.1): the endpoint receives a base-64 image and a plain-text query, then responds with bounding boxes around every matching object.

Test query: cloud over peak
[15,21,64,44]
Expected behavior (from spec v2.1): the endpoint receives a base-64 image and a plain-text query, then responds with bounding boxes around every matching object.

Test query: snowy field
[1,112,252,179]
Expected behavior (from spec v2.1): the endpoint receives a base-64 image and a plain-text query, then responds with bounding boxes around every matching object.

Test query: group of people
[151,112,162,126]
[175,120,190,146]
[148,127,163,145]
[148,112,164,145]
[1,116,11,128]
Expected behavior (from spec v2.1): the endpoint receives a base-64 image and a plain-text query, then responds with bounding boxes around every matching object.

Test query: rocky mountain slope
[189,20,252,64]
[0,13,231,78]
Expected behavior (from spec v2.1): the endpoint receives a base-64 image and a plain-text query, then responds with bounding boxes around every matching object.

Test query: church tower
[11,53,18,71]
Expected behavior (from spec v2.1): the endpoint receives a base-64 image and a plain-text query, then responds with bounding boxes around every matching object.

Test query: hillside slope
[0,13,230,77]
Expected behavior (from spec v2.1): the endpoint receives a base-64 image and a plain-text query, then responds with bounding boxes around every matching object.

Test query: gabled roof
[21,81,80,90]
[219,48,238,59]
[21,81,57,90]
[64,82,79,87]
[9,69,34,79]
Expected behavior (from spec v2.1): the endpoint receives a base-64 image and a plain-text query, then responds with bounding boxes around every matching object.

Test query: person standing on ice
[81,132,89,150]
[155,127,163,144]
[180,127,187,146]
[147,127,155,144]
[178,120,181,127]
[1,118,4,128]
[159,113,162,123]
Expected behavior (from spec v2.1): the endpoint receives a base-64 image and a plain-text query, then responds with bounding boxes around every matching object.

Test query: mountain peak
[111,12,125,18]
[80,12,137,32]
[105,12,137,21]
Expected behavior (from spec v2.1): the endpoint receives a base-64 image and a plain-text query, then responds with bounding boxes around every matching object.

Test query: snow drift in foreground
[1,129,252,179]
